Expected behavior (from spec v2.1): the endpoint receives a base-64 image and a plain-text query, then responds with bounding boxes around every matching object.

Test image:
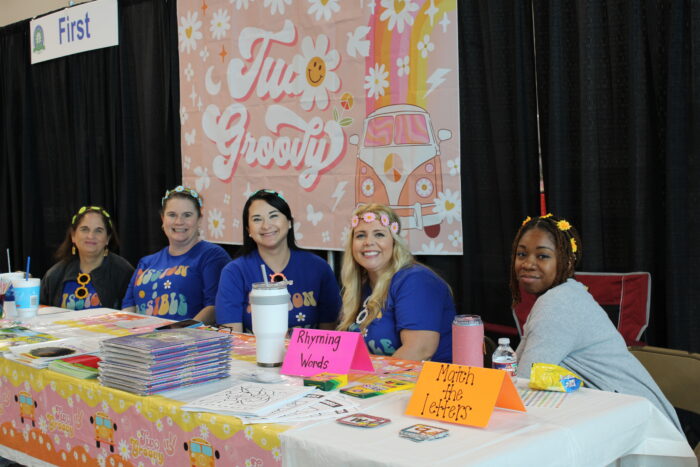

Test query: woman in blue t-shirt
[121,186,230,323]
[215,189,341,332]
[337,203,455,362]
[41,206,134,310]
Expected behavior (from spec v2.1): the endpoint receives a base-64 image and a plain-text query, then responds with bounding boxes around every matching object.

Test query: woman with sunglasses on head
[122,186,230,323]
[216,189,341,332]
[41,206,135,310]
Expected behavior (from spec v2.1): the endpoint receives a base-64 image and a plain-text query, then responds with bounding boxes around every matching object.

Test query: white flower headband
[351,211,400,234]
[162,185,203,207]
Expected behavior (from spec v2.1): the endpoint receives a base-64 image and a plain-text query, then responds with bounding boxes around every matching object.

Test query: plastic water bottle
[3,286,17,319]
[492,337,518,381]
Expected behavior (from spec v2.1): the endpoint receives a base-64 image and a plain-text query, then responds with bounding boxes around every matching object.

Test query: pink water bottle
[452,315,484,367]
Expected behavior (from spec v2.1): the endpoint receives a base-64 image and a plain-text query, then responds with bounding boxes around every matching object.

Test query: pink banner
[177,0,461,254]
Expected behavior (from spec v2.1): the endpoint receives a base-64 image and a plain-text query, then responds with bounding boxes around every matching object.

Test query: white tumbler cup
[250,282,289,367]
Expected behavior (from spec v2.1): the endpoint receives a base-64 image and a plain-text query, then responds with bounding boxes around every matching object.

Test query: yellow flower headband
[521,213,578,254]
[162,185,203,207]
[351,212,400,234]
[72,206,112,228]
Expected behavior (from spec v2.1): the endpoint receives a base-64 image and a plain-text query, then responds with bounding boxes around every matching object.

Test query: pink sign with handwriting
[281,328,374,377]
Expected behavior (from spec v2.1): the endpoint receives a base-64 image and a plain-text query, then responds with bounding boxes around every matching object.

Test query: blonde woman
[338,204,455,362]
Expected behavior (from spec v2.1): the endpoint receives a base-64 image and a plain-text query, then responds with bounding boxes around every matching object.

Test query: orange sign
[405,362,526,428]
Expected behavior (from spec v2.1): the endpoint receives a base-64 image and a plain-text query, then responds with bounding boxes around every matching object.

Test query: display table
[0,309,695,467]
[280,380,695,467]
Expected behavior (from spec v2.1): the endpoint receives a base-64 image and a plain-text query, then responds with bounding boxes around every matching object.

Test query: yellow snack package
[529,363,583,392]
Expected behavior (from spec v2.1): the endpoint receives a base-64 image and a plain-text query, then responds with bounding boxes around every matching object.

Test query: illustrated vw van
[15,391,37,426]
[349,104,452,238]
[184,437,220,467]
[90,411,117,452]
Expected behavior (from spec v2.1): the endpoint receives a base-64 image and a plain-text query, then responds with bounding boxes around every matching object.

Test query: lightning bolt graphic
[425,68,451,98]
[331,181,348,212]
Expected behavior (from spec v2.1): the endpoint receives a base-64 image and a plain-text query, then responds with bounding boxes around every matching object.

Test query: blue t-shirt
[215,249,341,331]
[122,241,230,320]
[349,265,455,363]
[61,280,101,310]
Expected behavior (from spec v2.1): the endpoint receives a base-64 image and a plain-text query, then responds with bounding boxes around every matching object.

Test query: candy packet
[529,363,583,392]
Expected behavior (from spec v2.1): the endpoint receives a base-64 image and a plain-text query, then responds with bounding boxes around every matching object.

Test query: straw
[6,248,10,273]
[25,257,30,281]
[261,264,268,285]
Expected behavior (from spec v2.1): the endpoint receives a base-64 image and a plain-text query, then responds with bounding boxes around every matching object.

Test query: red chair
[513,272,651,346]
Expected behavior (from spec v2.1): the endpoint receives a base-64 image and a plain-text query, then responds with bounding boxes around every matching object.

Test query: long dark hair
[55,206,120,262]
[509,214,582,305]
[238,189,297,257]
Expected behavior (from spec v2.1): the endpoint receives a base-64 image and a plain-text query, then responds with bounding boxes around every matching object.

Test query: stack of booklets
[98,328,232,395]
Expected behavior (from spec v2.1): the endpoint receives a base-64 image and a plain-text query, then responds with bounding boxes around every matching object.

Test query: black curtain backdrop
[0,0,181,277]
[420,0,540,332]
[533,0,699,352]
[0,0,697,353]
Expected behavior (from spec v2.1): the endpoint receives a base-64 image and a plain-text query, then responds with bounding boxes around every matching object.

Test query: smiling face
[161,197,201,250]
[306,56,326,87]
[352,219,395,286]
[515,227,559,295]
[247,199,292,252]
[71,212,110,259]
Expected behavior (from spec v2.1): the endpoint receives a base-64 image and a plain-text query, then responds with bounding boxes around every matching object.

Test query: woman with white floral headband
[337,203,456,362]
[122,186,230,323]
[41,206,134,310]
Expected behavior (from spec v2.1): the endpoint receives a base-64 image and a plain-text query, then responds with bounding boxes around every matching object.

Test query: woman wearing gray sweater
[510,214,681,431]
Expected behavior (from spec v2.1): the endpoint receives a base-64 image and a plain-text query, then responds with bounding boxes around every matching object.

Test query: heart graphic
[445,201,455,211]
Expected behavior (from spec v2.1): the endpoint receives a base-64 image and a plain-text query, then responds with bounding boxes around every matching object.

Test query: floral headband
[522,213,578,254]
[162,185,202,207]
[72,206,112,228]
[351,211,400,234]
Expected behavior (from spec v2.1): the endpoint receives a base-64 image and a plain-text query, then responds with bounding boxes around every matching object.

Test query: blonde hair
[337,204,415,332]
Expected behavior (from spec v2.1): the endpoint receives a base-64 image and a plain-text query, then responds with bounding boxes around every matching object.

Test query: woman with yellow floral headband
[512,214,681,431]
[337,203,455,362]
[122,186,230,323]
[41,206,134,310]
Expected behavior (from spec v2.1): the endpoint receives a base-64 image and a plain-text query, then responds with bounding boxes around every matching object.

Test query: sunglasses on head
[72,206,112,228]
[251,189,285,201]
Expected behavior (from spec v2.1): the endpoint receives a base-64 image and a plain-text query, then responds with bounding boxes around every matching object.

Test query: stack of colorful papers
[98,328,232,395]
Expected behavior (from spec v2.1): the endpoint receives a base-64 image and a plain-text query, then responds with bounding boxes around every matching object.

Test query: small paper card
[281,329,374,377]
[405,362,526,428]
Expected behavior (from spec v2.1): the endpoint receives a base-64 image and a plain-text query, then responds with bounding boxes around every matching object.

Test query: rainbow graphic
[366,0,458,112]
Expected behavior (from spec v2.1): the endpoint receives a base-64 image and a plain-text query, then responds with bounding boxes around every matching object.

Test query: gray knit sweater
[516,279,681,431]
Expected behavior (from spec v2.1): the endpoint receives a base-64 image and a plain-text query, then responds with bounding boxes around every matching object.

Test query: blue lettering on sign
[58,13,92,44]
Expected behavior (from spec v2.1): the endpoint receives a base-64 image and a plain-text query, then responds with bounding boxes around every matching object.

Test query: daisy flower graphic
[432,189,461,224]
[396,56,410,77]
[417,34,435,58]
[364,63,389,99]
[380,0,419,33]
[209,9,231,40]
[418,240,445,254]
[448,230,463,247]
[292,34,340,111]
[178,10,203,54]
[447,157,460,176]
[231,0,253,9]
[208,209,226,239]
[296,312,306,322]
[264,0,291,15]
[307,0,340,21]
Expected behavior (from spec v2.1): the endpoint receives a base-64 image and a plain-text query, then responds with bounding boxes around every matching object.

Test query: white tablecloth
[280,381,696,467]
